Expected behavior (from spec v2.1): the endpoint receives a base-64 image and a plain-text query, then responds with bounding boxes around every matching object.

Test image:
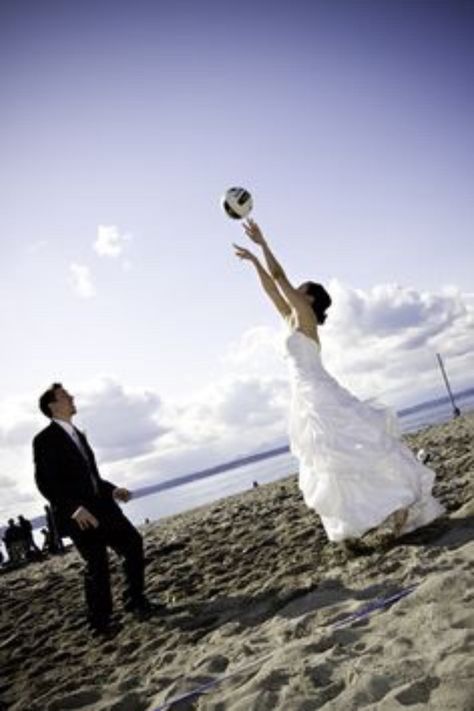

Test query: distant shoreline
[397,386,474,416]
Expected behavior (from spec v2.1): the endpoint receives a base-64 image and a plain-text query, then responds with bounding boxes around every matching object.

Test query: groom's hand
[72,506,99,530]
[113,487,132,503]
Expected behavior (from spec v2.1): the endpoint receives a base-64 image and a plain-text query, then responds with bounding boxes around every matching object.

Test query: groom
[33,383,161,636]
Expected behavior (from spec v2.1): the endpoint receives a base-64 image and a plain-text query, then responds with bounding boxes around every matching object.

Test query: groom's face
[49,386,77,419]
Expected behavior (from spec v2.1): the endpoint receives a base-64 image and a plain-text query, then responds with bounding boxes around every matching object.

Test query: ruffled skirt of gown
[286,330,444,542]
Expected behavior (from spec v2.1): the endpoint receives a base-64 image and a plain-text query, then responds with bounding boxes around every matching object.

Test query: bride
[233,219,444,543]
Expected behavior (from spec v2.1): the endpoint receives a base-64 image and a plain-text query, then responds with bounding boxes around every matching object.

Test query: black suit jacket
[33,421,118,534]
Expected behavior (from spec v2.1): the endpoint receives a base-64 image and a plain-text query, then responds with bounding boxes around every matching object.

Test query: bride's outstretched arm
[243,219,286,280]
[243,220,308,313]
[233,244,291,319]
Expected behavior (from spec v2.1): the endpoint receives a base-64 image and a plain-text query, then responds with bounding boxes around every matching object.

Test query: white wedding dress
[285,329,444,542]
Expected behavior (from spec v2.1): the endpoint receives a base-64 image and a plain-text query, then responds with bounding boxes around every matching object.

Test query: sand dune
[1,414,473,710]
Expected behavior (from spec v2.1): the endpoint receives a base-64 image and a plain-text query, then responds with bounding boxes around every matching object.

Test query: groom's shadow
[159,576,403,641]
[158,513,473,640]
[396,514,473,549]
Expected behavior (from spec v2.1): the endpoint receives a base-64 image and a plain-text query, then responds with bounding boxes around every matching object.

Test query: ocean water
[397,390,474,432]
[125,449,299,526]
[123,389,474,528]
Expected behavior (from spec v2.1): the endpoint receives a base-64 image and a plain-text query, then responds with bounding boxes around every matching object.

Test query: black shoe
[125,597,166,621]
[90,619,122,639]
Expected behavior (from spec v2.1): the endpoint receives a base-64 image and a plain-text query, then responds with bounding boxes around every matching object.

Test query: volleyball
[221,187,253,220]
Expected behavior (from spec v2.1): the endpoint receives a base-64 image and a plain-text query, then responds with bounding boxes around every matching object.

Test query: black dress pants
[67,503,144,628]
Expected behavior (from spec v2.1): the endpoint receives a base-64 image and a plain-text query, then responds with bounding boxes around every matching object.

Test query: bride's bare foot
[392,507,409,537]
[342,538,370,555]
[371,507,409,545]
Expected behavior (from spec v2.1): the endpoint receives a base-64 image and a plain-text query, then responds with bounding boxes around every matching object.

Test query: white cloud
[167,375,288,446]
[321,280,474,405]
[126,376,290,489]
[0,282,472,523]
[77,379,168,461]
[222,325,286,378]
[219,282,473,411]
[94,225,131,258]
[69,263,96,298]
[0,409,44,524]
[216,377,287,427]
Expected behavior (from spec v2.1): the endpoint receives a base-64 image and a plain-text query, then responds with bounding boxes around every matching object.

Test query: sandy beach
[1,413,473,711]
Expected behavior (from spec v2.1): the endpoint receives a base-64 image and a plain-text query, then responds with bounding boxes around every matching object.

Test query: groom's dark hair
[39,382,62,418]
[305,282,332,324]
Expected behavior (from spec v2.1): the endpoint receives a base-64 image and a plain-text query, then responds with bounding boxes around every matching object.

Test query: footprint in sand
[302,637,336,655]
[314,680,346,706]
[195,654,229,674]
[262,668,291,689]
[108,691,148,710]
[46,688,102,710]
[117,675,141,693]
[395,676,441,706]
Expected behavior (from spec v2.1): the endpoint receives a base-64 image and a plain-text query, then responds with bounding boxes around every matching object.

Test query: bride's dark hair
[303,282,332,324]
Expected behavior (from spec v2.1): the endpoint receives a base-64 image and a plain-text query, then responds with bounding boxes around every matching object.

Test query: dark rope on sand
[153,583,418,711]
[332,584,417,627]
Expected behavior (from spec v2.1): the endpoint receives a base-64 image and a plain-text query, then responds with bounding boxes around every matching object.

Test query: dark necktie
[71,428,100,495]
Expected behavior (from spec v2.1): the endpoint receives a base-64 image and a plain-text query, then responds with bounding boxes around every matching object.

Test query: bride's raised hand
[243,218,266,246]
[233,243,258,264]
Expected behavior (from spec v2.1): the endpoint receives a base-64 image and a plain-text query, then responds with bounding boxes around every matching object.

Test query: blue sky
[1,0,473,525]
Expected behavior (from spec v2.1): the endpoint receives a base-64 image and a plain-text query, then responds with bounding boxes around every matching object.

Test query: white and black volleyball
[221,187,253,220]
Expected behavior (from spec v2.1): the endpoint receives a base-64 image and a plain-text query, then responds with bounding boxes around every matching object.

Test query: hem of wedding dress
[399,498,446,536]
[320,497,445,543]
[302,486,416,542]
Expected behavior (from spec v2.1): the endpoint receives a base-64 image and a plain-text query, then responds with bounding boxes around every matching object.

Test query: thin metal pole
[436,353,461,417]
